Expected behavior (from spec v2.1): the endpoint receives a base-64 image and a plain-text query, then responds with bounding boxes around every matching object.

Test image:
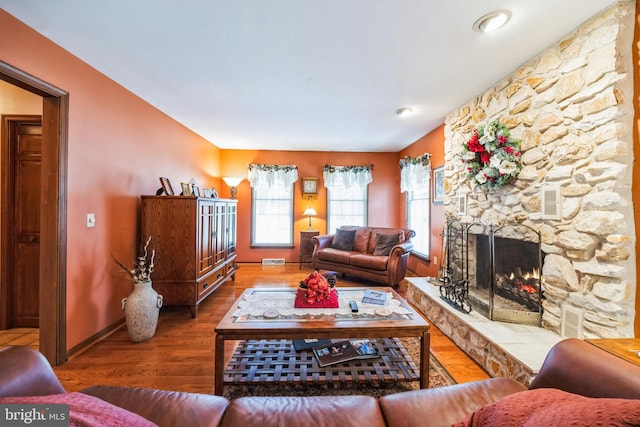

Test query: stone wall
[442,1,636,338]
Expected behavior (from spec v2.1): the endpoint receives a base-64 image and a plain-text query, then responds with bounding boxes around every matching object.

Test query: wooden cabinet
[140,196,238,318]
[299,230,319,268]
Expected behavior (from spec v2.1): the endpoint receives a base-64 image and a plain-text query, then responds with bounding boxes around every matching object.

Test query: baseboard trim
[66,318,126,360]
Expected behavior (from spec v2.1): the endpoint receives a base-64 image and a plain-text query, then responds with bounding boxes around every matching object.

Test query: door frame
[0,60,68,365]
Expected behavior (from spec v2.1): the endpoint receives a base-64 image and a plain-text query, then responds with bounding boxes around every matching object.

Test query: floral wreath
[460,119,522,190]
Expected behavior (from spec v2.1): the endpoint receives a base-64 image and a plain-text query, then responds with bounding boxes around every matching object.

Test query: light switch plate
[87,213,95,228]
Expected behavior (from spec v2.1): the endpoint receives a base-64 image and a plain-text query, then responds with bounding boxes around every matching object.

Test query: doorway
[2,116,42,328]
[0,61,68,365]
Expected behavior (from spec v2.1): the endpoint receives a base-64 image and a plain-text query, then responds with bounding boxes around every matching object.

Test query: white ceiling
[0,0,616,152]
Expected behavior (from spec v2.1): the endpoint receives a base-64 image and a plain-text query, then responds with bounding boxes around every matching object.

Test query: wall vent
[561,304,584,338]
[541,185,562,220]
[262,258,285,266]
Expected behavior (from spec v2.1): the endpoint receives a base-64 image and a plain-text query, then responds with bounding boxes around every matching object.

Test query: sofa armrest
[0,346,66,398]
[81,385,229,427]
[379,378,525,427]
[389,241,414,256]
[312,234,334,250]
[529,338,640,399]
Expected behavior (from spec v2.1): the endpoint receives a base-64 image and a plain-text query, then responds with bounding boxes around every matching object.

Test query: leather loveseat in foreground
[312,226,415,286]
[1,339,640,426]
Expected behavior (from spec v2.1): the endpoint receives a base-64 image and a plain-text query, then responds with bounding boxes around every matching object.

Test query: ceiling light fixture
[395,108,413,117]
[473,10,511,33]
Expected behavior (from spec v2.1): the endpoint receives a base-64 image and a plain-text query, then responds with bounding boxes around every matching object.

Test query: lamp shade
[222,177,244,187]
[303,207,317,217]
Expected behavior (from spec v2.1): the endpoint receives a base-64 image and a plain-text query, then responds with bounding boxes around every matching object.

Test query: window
[406,185,430,257]
[323,164,373,234]
[327,186,368,234]
[400,153,432,259]
[251,184,294,245]
[247,163,298,246]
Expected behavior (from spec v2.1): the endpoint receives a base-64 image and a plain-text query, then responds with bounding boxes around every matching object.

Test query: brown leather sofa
[1,339,639,426]
[311,226,415,286]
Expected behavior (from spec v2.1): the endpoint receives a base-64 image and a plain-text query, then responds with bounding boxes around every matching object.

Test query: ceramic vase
[122,280,163,343]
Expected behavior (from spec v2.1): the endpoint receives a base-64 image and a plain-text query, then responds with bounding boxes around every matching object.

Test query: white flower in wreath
[498,159,519,175]
[461,151,477,161]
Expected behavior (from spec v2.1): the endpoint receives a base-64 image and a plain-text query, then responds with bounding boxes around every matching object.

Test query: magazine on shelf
[362,289,387,305]
[292,338,332,351]
[312,339,379,367]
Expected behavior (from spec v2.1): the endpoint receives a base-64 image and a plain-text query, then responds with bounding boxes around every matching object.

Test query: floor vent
[561,304,584,338]
[262,258,286,266]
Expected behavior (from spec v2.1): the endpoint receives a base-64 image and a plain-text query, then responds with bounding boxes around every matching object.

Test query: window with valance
[323,164,373,233]
[247,164,298,246]
[400,153,432,258]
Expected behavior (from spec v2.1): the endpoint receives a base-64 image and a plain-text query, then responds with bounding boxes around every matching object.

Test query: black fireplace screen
[439,221,543,326]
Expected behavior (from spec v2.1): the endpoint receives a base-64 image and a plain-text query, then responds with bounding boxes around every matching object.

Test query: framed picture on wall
[433,166,444,204]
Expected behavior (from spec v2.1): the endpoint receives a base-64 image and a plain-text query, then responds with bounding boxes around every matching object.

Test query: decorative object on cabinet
[180,182,191,196]
[222,177,243,199]
[432,166,444,204]
[303,207,317,231]
[159,177,174,196]
[299,230,319,268]
[114,236,164,342]
[141,196,238,318]
[301,177,318,199]
[191,184,200,197]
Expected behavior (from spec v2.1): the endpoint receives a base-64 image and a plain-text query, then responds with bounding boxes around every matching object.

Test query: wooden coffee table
[214,286,430,395]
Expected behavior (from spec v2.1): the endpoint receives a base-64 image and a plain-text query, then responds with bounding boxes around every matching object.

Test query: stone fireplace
[441,2,636,339]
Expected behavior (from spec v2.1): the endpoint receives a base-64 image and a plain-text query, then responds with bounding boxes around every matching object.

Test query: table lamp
[222,177,243,199]
[303,207,317,231]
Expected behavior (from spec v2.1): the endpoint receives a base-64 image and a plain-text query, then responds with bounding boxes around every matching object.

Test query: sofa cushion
[330,228,357,251]
[222,395,387,427]
[352,228,372,253]
[373,232,401,256]
[350,253,388,271]
[453,388,640,427]
[0,392,157,426]
[367,230,404,253]
[316,248,354,264]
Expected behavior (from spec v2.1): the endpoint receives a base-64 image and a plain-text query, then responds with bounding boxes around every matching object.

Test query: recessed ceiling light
[395,108,413,117]
[473,10,511,33]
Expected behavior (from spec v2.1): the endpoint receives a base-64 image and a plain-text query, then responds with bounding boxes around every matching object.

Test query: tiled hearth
[406,277,562,386]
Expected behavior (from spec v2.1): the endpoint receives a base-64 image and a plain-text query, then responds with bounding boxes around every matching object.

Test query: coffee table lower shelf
[224,337,419,386]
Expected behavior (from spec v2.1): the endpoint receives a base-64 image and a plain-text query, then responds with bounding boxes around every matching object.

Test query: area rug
[223,337,456,399]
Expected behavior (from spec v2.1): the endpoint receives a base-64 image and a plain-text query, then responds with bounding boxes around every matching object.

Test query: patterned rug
[223,337,456,399]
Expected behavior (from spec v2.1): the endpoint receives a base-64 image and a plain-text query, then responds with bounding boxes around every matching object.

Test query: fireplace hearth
[440,221,543,326]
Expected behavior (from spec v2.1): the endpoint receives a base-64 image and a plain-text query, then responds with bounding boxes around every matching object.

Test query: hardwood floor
[26,264,489,393]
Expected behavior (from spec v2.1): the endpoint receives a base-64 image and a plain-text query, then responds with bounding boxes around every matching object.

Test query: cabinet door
[226,202,237,257]
[213,202,226,266]
[197,199,216,275]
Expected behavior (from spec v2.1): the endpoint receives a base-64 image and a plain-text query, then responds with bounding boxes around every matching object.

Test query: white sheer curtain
[323,165,373,191]
[399,153,431,193]
[247,164,298,189]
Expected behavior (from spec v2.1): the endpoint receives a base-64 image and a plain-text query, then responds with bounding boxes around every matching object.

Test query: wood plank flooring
[4,264,489,393]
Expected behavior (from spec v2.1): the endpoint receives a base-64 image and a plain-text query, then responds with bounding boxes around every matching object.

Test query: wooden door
[6,118,42,327]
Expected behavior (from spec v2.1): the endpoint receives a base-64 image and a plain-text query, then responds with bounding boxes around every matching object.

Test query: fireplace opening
[440,221,544,326]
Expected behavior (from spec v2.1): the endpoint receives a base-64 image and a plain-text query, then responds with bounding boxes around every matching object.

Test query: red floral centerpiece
[294,271,339,308]
[460,119,522,191]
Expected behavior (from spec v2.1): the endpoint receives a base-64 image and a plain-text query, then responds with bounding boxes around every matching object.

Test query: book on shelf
[362,289,387,305]
[312,339,379,367]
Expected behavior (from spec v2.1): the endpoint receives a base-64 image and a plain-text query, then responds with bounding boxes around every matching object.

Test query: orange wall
[220,150,403,263]
[399,124,445,278]
[0,10,222,350]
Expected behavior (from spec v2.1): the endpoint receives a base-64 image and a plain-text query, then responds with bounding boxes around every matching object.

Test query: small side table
[586,338,640,367]
[299,230,319,269]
